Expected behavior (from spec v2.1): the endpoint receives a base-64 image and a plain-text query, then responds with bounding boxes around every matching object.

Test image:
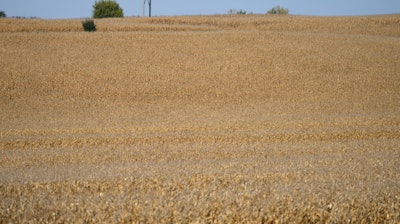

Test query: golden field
[1,14,400,222]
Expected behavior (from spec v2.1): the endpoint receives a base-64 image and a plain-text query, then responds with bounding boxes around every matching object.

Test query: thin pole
[148,0,151,17]
[142,0,145,17]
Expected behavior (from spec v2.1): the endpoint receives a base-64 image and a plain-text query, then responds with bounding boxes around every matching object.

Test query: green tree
[82,19,97,32]
[0,10,6,18]
[267,5,289,15]
[228,9,247,15]
[227,9,237,14]
[237,10,247,15]
[93,0,123,18]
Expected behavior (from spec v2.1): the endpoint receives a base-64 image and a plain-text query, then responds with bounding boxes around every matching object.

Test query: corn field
[1,14,400,223]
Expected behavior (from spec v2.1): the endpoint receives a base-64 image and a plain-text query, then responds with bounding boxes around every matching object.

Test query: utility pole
[148,0,151,17]
[142,0,152,17]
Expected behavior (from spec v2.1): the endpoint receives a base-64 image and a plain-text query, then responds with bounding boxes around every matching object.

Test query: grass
[1,14,400,223]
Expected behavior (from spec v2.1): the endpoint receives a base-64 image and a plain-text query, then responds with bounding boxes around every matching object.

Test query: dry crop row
[2,139,400,222]
[1,174,399,223]
[2,117,400,150]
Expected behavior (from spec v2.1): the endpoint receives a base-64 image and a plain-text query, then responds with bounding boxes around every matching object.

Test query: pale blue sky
[1,0,399,19]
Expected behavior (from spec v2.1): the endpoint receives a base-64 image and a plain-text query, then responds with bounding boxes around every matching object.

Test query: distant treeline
[10,16,41,19]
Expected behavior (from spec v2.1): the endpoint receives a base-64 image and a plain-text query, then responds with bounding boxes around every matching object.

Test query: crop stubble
[1,15,400,222]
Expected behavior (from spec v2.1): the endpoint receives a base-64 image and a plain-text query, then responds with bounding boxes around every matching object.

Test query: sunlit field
[1,14,400,222]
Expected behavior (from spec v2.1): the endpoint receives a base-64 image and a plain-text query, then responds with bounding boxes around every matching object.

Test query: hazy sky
[1,0,400,19]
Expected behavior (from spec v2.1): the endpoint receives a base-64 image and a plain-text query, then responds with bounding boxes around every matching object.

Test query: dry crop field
[1,14,400,222]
